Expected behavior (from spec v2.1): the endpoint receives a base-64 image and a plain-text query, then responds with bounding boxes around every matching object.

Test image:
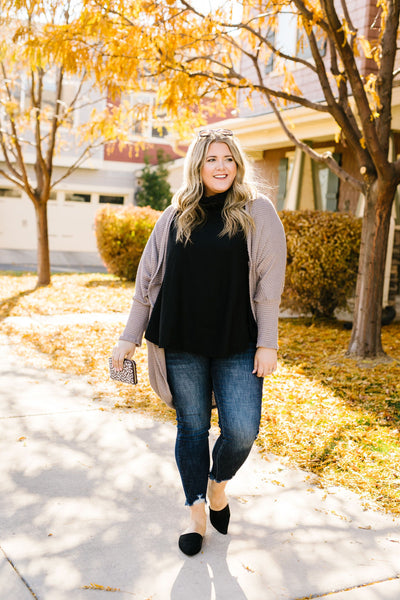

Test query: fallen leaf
[81,583,121,592]
[242,563,255,573]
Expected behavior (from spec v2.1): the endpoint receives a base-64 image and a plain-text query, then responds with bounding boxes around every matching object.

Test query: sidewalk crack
[1,545,39,599]
[293,574,400,600]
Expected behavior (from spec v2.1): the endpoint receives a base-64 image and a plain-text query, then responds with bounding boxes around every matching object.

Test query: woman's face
[200,141,237,196]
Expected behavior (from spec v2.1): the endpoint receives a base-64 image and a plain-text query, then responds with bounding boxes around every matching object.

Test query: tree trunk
[347,179,395,358]
[34,200,51,286]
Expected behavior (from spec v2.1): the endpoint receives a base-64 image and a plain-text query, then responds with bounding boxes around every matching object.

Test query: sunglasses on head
[198,128,234,138]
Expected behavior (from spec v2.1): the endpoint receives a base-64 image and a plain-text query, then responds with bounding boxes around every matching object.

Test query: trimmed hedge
[95,205,362,318]
[279,210,362,318]
[95,205,161,280]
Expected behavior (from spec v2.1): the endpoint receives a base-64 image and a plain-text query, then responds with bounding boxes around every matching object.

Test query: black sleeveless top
[145,191,257,357]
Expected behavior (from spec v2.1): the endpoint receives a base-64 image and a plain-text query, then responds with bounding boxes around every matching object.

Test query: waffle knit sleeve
[250,197,287,350]
[119,206,175,346]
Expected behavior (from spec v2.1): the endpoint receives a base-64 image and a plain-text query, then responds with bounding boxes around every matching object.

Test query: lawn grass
[1,271,399,516]
[0,271,134,316]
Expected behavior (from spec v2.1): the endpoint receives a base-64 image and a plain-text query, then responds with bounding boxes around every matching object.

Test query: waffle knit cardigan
[120,195,287,408]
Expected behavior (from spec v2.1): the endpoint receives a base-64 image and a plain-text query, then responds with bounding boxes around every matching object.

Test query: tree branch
[180,0,318,73]
[340,0,357,34]
[0,130,22,181]
[0,62,33,195]
[267,94,364,193]
[376,0,400,153]
[50,144,101,188]
[0,168,26,190]
[45,66,64,180]
[320,0,385,175]
[167,55,332,113]
[31,68,47,197]
[296,7,369,161]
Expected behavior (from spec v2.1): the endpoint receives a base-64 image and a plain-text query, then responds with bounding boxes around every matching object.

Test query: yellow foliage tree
[86,0,400,359]
[0,0,153,285]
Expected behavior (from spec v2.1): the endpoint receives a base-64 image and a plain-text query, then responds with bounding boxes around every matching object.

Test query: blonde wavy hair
[172,130,258,245]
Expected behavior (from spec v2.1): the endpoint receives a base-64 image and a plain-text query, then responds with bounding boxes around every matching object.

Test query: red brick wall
[104,141,183,165]
[103,101,229,165]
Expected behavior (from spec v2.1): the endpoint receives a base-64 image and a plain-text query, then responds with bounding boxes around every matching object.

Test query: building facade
[213,1,400,311]
[0,86,184,270]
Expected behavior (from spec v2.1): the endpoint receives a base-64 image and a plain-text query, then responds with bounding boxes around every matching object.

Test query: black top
[145,191,257,357]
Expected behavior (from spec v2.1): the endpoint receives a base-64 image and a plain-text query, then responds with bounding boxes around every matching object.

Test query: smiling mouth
[214,175,228,179]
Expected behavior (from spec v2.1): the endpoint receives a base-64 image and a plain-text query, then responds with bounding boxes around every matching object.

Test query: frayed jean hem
[166,344,262,508]
[185,494,207,507]
[208,473,229,484]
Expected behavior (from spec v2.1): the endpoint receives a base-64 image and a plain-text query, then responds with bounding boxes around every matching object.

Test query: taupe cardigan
[120,195,287,408]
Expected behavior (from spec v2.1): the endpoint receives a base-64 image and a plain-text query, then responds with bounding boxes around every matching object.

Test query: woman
[112,129,286,556]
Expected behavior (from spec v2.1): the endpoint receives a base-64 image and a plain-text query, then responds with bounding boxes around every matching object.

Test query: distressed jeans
[165,344,263,506]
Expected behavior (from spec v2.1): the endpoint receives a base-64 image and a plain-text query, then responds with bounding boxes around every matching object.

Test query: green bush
[95,205,161,280]
[95,205,362,310]
[279,210,362,318]
[135,150,173,211]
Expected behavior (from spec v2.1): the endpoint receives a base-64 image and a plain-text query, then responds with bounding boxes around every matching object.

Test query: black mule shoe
[209,504,230,534]
[178,532,203,556]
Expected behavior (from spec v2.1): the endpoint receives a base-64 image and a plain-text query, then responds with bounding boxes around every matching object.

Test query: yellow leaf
[81,583,121,592]
[358,36,373,59]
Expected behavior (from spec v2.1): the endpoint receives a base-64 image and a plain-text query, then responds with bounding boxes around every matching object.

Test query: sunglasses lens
[219,129,233,136]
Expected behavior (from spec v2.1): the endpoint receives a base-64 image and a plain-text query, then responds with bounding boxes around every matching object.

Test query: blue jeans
[165,345,263,506]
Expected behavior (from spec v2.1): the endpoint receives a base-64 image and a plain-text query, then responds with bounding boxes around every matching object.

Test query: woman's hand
[112,340,137,371]
[252,347,277,378]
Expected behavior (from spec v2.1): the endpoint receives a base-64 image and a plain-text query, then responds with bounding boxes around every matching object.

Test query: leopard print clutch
[109,358,138,385]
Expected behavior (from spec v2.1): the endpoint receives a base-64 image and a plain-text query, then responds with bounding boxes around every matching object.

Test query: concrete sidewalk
[0,335,399,600]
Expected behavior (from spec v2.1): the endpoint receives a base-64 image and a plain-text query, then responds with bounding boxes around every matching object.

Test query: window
[275,14,326,63]
[275,12,297,56]
[296,26,327,60]
[41,75,76,126]
[127,92,170,141]
[99,195,125,205]
[10,77,24,107]
[133,120,144,136]
[0,188,22,198]
[15,71,77,126]
[312,153,341,211]
[65,193,91,203]
[265,29,276,74]
[42,75,57,114]
[277,149,340,211]
[277,158,289,210]
[151,124,168,139]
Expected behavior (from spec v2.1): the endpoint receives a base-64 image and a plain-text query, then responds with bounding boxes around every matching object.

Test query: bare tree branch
[376,0,400,152]
[31,68,47,198]
[0,62,33,195]
[45,66,64,179]
[180,0,319,73]
[50,143,102,188]
[339,0,358,39]
[319,0,385,174]
[267,94,364,193]
[0,167,26,190]
[0,127,22,180]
